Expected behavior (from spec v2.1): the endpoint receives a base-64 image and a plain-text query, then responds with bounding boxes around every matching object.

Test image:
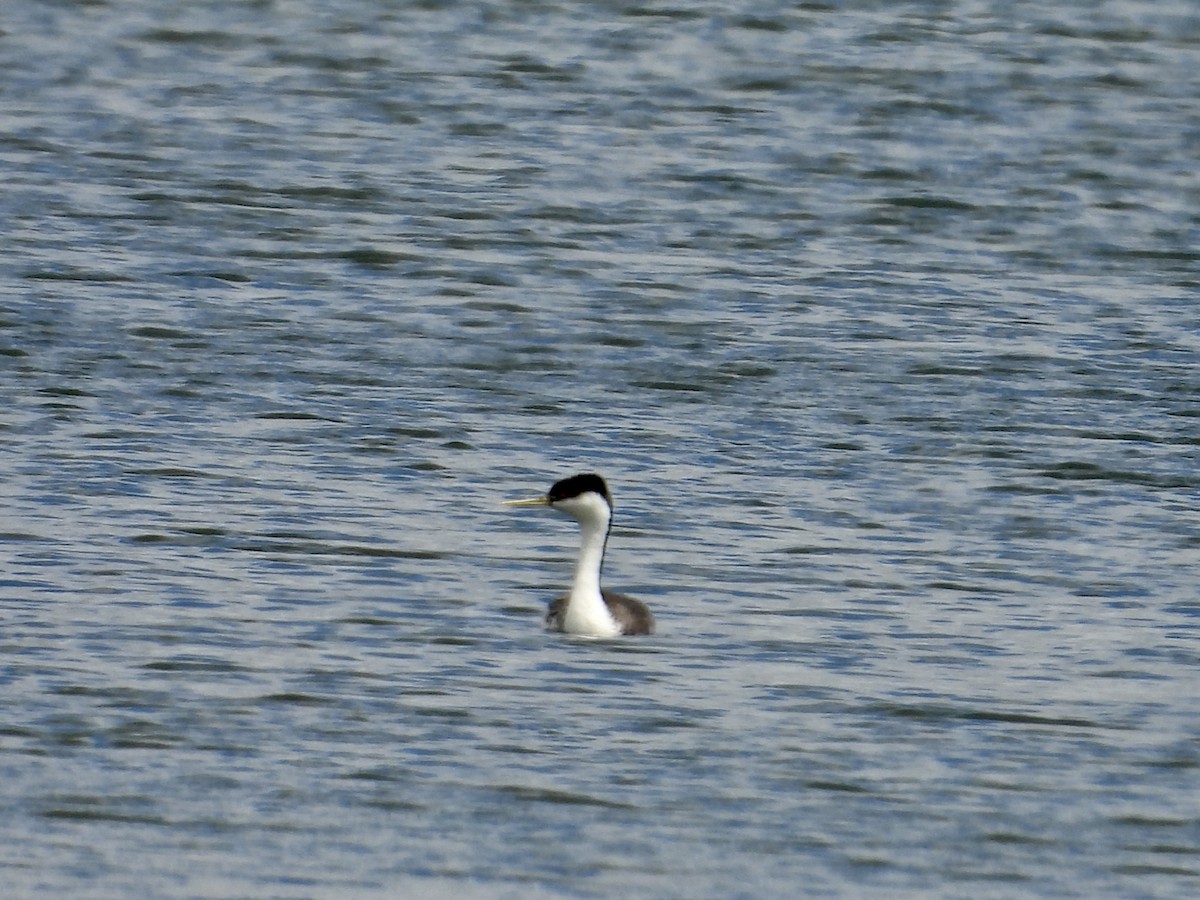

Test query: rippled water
[3,1,1199,897]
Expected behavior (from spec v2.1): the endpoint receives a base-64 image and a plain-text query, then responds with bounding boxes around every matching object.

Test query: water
[2,1,1198,896]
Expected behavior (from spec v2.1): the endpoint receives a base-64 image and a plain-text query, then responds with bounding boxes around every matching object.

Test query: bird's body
[546,591,653,636]
[504,473,654,637]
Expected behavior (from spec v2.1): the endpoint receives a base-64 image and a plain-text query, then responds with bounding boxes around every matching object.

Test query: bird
[503,473,655,637]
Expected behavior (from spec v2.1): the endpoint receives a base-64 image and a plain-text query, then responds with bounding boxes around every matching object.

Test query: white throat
[556,493,621,637]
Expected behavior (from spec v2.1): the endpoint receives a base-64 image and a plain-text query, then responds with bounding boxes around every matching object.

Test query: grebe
[503,473,654,637]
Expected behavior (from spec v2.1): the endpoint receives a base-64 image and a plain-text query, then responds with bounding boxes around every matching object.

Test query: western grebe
[503,473,655,637]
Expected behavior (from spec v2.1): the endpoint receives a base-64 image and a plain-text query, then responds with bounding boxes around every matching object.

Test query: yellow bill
[502,495,549,507]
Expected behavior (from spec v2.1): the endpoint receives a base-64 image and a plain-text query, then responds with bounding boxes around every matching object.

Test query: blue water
[3,1,1198,897]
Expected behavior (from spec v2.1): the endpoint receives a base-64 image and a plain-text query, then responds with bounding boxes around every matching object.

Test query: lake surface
[2,1,1198,897]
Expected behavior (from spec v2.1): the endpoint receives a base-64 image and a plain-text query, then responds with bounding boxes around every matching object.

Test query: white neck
[559,498,621,637]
